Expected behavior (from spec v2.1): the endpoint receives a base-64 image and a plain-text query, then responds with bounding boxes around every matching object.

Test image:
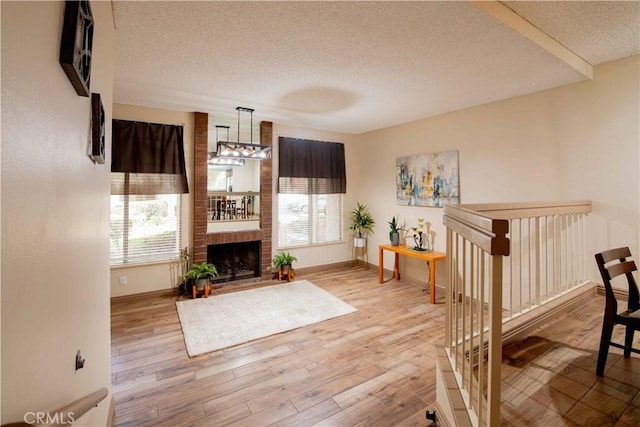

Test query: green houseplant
[273,251,298,274]
[183,262,219,290]
[349,202,375,248]
[388,215,407,246]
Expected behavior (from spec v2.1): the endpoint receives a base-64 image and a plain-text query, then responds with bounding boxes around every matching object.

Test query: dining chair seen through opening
[594,246,640,376]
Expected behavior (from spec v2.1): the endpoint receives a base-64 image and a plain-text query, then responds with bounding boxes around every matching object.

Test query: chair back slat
[600,247,632,264]
[607,260,638,280]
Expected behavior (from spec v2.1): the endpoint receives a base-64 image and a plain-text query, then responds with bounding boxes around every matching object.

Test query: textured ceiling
[113,1,640,134]
[503,1,640,65]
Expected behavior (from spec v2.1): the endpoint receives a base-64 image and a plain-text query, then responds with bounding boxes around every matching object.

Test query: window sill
[110,258,180,270]
[276,240,345,251]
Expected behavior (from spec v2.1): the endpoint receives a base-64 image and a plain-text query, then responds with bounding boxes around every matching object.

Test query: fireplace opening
[207,240,261,284]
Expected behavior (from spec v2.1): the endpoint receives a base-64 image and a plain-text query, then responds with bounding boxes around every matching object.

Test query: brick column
[193,112,209,264]
[191,114,273,281]
[259,121,273,278]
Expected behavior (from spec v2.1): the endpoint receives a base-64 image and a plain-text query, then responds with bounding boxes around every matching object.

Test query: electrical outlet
[119,276,127,286]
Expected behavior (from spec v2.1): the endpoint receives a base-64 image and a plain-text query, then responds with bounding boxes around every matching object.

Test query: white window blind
[278,185,343,247]
[110,194,182,265]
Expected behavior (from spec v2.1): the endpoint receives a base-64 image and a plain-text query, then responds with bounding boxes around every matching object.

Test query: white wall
[272,124,359,268]
[110,104,194,297]
[227,160,260,192]
[357,56,639,287]
[1,2,114,425]
[553,57,640,282]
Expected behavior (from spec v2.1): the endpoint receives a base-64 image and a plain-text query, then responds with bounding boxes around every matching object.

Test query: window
[278,191,342,247]
[276,137,346,248]
[110,119,189,266]
[110,194,181,265]
[208,167,231,191]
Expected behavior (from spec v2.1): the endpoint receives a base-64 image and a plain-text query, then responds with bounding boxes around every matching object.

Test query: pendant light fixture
[213,107,272,161]
[208,125,245,166]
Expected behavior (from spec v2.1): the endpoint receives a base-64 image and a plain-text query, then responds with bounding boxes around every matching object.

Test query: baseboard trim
[111,287,179,302]
[295,261,354,275]
[502,282,598,346]
[596,284,629,301]
[106,396,115,426]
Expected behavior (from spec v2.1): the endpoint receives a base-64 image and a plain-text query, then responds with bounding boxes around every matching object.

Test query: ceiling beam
[471,1,593,79]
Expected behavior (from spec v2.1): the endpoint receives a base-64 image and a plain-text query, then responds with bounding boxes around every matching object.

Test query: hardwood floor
[111,267,640,426]
[500,296,640,426]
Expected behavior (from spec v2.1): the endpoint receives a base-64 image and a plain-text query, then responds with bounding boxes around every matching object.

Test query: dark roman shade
[111,119,189,195]
[278,137,346,194]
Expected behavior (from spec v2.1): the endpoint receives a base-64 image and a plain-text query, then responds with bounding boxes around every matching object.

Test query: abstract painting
[396,150,459,207]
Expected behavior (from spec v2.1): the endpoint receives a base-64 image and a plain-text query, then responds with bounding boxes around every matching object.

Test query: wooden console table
[378,244,446,304]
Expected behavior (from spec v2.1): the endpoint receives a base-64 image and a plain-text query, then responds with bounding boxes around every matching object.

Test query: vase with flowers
[411,219,434,252]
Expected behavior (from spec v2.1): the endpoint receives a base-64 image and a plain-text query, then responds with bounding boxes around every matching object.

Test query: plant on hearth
[272,251,298,272]
[183,262,219,290]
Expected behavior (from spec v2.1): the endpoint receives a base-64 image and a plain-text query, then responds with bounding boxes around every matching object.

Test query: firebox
[207,240,261,284]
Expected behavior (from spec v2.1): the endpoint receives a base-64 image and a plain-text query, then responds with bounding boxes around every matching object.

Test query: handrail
[451,200,592,219]
[2,387,108,427]
[443,204,510,255]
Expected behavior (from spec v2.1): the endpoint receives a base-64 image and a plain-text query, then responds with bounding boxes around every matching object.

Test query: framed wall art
[59,0,94,97]
[396,150,460,207]
[90,93,105,164]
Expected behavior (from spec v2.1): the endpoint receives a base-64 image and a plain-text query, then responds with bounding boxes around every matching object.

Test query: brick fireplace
[192,113,273,280]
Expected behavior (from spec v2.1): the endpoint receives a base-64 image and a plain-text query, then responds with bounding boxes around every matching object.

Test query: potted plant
[349,202,375,248]
[388,215,407,246]
[183,262,219,291]
[273,251,297,277]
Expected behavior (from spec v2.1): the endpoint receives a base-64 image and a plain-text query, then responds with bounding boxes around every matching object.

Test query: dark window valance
[278,137,346,194]
[111,119,189,195]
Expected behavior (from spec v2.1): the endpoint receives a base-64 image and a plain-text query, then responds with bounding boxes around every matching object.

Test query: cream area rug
[176,280,358,357]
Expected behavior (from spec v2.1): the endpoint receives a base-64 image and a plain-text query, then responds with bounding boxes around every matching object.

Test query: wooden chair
[216,197,225,220]
[219,196,236,220]
[227,199,237,219]
[594,246,640,375]
[236,197,247,219]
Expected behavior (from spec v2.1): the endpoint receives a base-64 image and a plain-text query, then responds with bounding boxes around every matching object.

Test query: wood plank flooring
[111,267,640,426]
[500,295,640,426]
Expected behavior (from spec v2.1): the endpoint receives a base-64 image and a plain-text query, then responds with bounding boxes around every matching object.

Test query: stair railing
[1,387,108,427]
[441,200,591,426]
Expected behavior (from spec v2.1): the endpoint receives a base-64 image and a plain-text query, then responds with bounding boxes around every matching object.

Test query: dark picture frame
[91,93,105,164]
[59,0,94,97]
